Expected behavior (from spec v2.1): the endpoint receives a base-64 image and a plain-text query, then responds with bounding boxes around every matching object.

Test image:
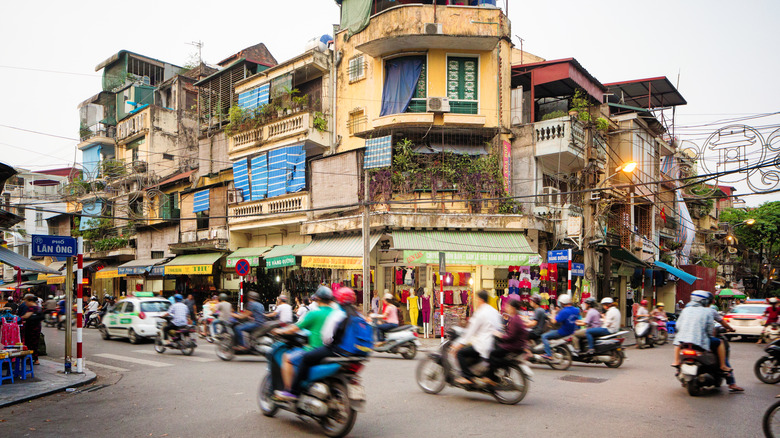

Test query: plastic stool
[14,355,34,380]
[666,321,676,334]
[0,358,13,385]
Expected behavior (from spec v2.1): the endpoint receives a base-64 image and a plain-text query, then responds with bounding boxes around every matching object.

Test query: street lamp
[597,161,637,188]
[744,218,756,226]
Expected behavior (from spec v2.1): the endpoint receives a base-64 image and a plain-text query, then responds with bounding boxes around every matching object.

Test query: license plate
[681,364,697,375]
[348,384,365,400]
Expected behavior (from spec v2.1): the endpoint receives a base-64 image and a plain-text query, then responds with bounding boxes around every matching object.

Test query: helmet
[584,297,597,306]
[558,294,572,305]
[219,293,228,301]
[769,297,779,304]
[640,299,648,306]
[48,295,54,299]
[530,294,542,305]
[314,286,333,302]
[278,295,288,303]
[335,287,356,305]
[383,293,394,300]
[173,294,184,302]
[91,296,98,301]
[690,290,713,306]
[601,297,614,305]
[248,291,260,301]
[657,302,665,308]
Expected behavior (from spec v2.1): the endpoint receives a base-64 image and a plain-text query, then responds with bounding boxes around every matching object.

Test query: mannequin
[488,289,499,310]
[422,287,432,338]
[407,288,420,333]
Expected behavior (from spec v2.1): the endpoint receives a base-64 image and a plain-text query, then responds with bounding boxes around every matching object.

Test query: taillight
[344,362,364,374]
[617,338,625,344]
[682,349,698,356]
[413,332,419,338]
[138,312,146,319]
[723,317,730,323]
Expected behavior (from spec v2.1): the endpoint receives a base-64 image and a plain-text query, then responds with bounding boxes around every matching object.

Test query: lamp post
[597,161,637,189]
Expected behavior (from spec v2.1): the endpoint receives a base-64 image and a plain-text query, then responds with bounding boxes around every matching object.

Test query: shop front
[162,252,226,302]
[93,267,127,299]
[225,247,272,307]
[117,258,170,295]
[253,244,311,306]
[599,245,650,327]
[391,230,542,337]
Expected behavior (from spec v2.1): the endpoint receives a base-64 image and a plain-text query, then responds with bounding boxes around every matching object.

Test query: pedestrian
[18,294,43,364]
[184,293,197,325]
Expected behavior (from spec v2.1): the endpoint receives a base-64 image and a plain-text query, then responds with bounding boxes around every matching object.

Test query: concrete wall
[310,151,360,210]
[136,224,179,259]
[510,125,537,209]
[196,131,230,180]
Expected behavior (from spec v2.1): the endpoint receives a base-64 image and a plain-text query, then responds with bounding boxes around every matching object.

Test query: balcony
[170,226,229,254]
[78,125,116,150]
[534,116,586,173]
[351,3,509,57]
[228,112,328,157]
[228,192,309,229]
[117,109,149,143]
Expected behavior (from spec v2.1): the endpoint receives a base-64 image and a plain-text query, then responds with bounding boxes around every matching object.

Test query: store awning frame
[163,252,224,275]
[392,230,535,254]
[264,243,311,269]
[118,258,169,276]
[297,234,382,258]
[226,247,271,268]
[601,245,650,269]
[653,260,700,285]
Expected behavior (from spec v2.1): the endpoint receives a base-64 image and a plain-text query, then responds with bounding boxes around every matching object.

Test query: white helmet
[600,297,614,305]
[558,294,572,305]
[690,290,713,306]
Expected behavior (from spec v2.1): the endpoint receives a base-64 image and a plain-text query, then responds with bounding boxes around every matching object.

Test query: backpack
[334,314,373,357]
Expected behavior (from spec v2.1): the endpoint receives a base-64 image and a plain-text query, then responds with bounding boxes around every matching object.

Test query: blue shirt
[248,301,266,324]
[168,302,190,326]
[673,302,714,351]
[555,306,581,336]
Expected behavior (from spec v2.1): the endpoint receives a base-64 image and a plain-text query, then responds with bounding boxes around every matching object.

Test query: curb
[0,369,97,409]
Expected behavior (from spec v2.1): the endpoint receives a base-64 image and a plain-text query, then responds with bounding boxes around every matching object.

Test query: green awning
[163,252,225,276]
[392,231,534,254]
[297,234,382,258]
[226,247,271,268]
[263,244,310,269]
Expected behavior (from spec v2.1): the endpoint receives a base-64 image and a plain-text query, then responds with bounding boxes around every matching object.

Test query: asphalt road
[1,327,777,437]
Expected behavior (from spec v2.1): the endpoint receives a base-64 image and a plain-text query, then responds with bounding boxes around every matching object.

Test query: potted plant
[570,89,590,120]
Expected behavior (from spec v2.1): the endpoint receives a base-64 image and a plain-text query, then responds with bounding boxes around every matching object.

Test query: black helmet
[248,291,260,301]
[584,297,597,306]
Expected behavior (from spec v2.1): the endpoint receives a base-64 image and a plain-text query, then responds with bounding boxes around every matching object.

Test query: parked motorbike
[635,316,654,349]
[755,338,780,384]
[674,330,730,396]
[525,338,573,370]
[565,330,629,368]
[215,319,282,361]
[415,327,532,405]
[44,311,59,328]
[371,322,420,360]
[258,332,368,438]
[154,316,197,356]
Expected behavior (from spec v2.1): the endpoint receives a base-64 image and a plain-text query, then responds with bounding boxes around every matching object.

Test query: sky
[1,0,778,206]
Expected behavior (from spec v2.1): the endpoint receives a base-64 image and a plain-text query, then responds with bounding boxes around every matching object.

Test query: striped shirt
[673,302,714,351]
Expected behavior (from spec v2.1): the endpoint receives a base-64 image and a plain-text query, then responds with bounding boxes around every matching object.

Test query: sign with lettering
[571,263,585,277]
[502,140,511,194]
[31,235,76,257]
[301,256,362,270]
[403,251,542,267]
[266,255,296,268]
[164,264,213,275]
[547,250,570,264]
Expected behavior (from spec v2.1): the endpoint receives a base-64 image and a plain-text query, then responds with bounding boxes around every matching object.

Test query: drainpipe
[331,25,343,155]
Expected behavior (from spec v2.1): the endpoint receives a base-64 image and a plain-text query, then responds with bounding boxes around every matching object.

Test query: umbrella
[717,288,746,299]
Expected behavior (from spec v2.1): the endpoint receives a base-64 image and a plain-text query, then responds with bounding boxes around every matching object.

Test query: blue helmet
[689,290,713,306]
[173,294,184,302]
[314,286,333,302]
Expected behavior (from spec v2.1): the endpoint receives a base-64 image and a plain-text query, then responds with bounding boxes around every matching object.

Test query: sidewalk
[0,359,96,409]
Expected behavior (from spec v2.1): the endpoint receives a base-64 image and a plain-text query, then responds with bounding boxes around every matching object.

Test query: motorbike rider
[708,304,744,392]
[482,299,527,385]
[232,291,265,351]
[540,294,580,361]
[524,294,548,343]
[572,297,601,352]
[584,297,621,355]
[84,296,100,324]
[266,295,294,323]
[99,296,116,318]
[758,297,780,344]
[43,295,57,314]
[272,286,336,400]
[671,291,727,371]
[371,293,399,344]
[452,289,503,385]
[163,294,190,341]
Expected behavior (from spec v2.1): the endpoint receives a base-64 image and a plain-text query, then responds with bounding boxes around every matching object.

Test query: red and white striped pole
[567,249,572,296]
[76,237,84,373]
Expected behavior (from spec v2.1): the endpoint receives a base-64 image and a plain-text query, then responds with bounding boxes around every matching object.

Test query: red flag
[660,207,667,223]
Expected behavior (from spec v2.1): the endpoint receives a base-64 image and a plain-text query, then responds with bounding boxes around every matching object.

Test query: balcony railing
[228,193,309,225]
[80,125,116,143]
[117,110,148,141]
[534,116,587,173]
[229,112,327,155]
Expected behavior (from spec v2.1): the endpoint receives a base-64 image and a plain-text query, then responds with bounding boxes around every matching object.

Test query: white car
[723,303,769,339]
[100,294,172,344]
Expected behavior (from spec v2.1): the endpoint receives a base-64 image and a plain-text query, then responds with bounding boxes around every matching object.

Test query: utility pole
[64,257,73,373]
[583,120,596,299]
[362,171,371,314]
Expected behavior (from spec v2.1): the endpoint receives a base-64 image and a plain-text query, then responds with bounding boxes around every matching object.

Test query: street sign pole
[439,252,445,343]
[76,237,84,373]
[235,259,250,311]
[567,249,572,296]
[64,257,73,374]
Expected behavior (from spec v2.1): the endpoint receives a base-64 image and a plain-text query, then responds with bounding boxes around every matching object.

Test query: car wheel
[128,329,140,344]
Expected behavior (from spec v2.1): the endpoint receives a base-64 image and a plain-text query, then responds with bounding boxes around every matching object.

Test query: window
[380,56,426,116]
[35,208,43,227]
[407,59,427,113]
[151,251,164,259]
[348,55,366,82]
[162,153,173,160]
[141,301,170,312]
[447,56,479,114]
[196,211,209,230]
[347,108,367,135]
[123,302,135,313]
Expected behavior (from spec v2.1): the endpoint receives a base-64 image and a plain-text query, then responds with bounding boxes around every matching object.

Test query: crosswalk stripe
[84,361,130,372]
[93,353,172,368]
[133,349,215,363]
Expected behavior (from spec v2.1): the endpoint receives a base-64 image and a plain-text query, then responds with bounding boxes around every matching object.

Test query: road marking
[133,349,215,363]
[93,353,172,368]
[85,361,130,372]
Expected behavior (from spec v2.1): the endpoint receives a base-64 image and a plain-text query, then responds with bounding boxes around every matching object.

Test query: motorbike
[44,310,59,328]
[755,338,780,384]
[154,316,197,356]
[655,318,669,345]
[761,323,780,344]
[215,319,282,361]
[763,395,780,438]
[371,321,420,360]
[525,338,573,370]
[674,329,730,396]
[635,316,654,349]
[565,330,629,368]
[415,327,532,405]
[84,311,101,329]
[258,332,368,438]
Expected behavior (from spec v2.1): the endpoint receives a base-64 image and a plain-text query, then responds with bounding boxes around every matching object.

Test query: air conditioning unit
[423,23,443,35]
[227,190,243,204]
[539,186,560,206]
[590,192,601,201]
[426,97,450,113]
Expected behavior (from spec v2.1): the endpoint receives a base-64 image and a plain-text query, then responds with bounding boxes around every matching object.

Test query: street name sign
[32,235,77,257]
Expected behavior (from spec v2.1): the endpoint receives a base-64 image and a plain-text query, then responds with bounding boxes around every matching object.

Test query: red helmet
[640,299,648,306]
[335,287,356,305]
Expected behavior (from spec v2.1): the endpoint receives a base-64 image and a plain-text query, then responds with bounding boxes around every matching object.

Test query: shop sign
[95,269,126,279]
[617,265,635,277]
[266,255,296,268]
[301,256,362,270]
[149,265,165,276]
[502,140,511,193]
[227,256,260,268]
[46,275,66,285]
[403,251,541,267]
[547,250,570,264]
[571,263,585,277]
[164,264,213,275]
[118,266,148,276]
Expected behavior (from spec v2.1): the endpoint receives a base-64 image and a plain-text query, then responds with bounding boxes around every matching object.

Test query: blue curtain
[380,57,424,117]
[82,145,102,180]
[250,154,268,200]
[232,158,250,201]
[267,149,288,198]
[286,145,306,193]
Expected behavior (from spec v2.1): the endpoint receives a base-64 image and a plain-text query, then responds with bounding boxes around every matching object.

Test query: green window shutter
[447,57,478,114]
[407,57,428,113]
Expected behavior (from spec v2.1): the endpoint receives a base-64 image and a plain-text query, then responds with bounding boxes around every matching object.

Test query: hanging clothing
[404,268,414,286]
[395,269,404,285]
[408,296,420,327]
[453,289,462,305]
[421,296,431,323]
[401,289,411,304]
[444,290,454,305]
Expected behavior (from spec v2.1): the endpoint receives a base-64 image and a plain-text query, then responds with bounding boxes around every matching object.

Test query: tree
[721,201,780,296]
